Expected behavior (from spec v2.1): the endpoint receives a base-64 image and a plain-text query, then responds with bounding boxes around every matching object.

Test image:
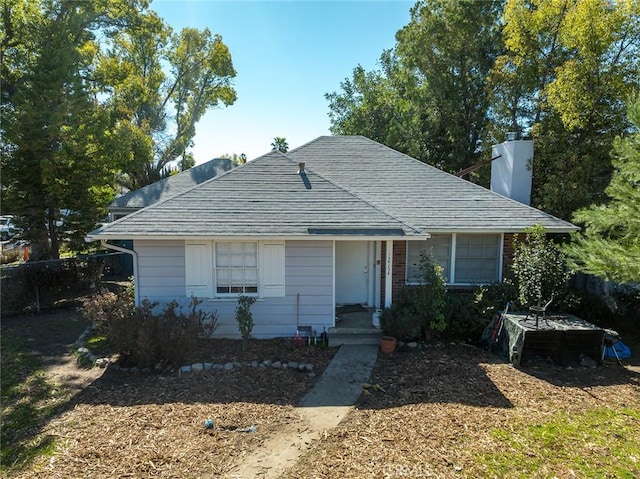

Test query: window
[454,234,500,283]
[215,242,258,294]
[185,240,285,298]
[405,234,502,285]
[407,235,452,283]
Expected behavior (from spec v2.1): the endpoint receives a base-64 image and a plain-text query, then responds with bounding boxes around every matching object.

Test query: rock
[263,359,272,367]
[259,363,266,368]
[407,341,418,348]
[141,367,151,373]
[307,372,316,378]
[282,362,288,369]
[233,361,243,368]
[192,363,204,372]
[204,362,213,370]
[95,358,110,368]
[119,367,129,373]
[398,341,406,348]
[77,347,89,355]
[305,363,314,372]
[272,361,282,369]
[180,365,192,373]
[224,362,234,370]
[288,361,299,369]
[130,367,139,373]
[298,363,306,372]
[213,363,224,370]
[251,360,259,368]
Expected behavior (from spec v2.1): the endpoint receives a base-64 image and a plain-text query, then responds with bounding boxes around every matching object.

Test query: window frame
[185,240,285,299]
[214,241,259,297]
[406,233,503,286]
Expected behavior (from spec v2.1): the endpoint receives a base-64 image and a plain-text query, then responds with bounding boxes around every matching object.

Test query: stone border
[74,325,111,369]
[74,326,317,377]
[178,359,316,378]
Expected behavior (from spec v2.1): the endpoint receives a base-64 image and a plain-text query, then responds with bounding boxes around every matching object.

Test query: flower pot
[380,336,397,354]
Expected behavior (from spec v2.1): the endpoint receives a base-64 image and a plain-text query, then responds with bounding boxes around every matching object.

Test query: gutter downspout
[100,239,140,306]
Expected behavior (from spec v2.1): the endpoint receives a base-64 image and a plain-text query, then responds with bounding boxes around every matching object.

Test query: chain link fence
[1,253,124,316]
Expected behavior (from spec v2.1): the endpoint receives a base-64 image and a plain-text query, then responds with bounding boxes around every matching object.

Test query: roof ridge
[279,152,427,236]
[105,153,275,225]
[112,157,234,206]
[346,137,577,229]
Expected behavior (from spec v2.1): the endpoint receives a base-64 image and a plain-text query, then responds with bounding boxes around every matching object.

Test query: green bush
[443,280,519,341]
[414,253,447,334]
[380,298,422,340]
[235,295,256,350]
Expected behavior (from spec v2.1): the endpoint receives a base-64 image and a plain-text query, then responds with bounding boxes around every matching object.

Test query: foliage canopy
[564,96,640,283]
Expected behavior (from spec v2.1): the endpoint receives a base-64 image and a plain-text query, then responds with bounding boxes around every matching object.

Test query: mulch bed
[12,336,336,478]
[283,343,640,479]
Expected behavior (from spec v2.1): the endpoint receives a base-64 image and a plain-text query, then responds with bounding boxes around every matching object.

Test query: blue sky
[151,0,413,163]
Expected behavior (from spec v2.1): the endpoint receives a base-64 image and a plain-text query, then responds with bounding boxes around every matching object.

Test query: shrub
[380,299,422,340]
[414,253,447,334]
[512,225,570,308]
[81,287,135,334]
[235,295,256,350]
[82,292,214,370]
[443,279,519,341]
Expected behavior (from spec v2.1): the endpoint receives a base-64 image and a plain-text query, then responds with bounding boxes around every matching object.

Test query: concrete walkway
[226,344,379,479]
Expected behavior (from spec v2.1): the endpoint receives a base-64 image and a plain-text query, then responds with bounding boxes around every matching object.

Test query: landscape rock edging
[75,325,317,377]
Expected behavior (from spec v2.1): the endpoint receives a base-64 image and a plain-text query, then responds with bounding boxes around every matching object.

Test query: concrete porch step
[328,327,383,347]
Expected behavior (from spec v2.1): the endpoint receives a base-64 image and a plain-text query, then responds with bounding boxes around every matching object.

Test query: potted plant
[379,335,397,354]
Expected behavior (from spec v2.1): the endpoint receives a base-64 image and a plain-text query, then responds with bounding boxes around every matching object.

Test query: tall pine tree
[564,96,640,283]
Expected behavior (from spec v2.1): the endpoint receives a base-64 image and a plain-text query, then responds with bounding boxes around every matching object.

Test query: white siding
[134,239,334,339]
[135,240,185,301]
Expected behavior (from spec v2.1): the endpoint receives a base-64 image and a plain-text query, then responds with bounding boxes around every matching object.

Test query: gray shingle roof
[287,136,577,233]
[110,158,235,210]
[90,136,576,240]
[91,151,425,239]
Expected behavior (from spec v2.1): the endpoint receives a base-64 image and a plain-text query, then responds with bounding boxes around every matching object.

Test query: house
[87,136,577,339]
[108,158,235,221]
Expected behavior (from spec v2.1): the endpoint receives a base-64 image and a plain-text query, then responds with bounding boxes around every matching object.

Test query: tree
[327,0,503,175]
[271,137,289,153]
[1,0,145,259]
[1,0,236,258]
[564,97,640,283]
[512,225,570,308]
[97,15,237,190]
[490,0,640,220]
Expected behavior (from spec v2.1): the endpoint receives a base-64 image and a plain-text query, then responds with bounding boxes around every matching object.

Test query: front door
[335,241,369,305]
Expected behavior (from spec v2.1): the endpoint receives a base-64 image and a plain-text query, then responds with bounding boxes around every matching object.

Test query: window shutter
[261,242,285,297]
[185,242,213,297]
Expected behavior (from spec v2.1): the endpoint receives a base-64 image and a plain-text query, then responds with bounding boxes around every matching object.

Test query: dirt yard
[2,307,639,478]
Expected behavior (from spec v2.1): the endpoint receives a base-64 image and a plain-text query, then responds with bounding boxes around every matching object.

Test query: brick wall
[392,240,406,303]
[503,233,515,278]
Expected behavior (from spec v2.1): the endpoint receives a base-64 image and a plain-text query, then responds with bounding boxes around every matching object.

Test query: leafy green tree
[491,0,640,220]
[564,97,640,283]
[327,0,503,175]
[1,0,144,258]
[271,137,289,153]
[1,0,236,258]
[512,225,570,308]
[98,15,237,190]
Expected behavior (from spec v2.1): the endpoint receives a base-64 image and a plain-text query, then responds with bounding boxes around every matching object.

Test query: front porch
[327,304,382,347]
